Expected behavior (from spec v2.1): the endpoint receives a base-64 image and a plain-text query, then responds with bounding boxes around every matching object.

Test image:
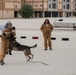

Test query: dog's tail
[30,44,37,49]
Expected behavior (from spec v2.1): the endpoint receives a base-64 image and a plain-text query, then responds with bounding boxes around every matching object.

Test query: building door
[35,11,42,18]
[52,12,58,17]
[45,12,51,17]
[14,11,17,18]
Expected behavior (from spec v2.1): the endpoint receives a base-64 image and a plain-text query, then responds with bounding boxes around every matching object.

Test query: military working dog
[10,36,37,61]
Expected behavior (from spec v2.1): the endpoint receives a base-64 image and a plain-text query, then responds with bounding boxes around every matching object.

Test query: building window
[49,4,51,8]
[52,3,56,9]
[66,0,70,2]
[64,0,65,2]
[35,5,37,6]
[52,0,56,1]
[66,4,70,9]
[63,5,65,9]
[40,5,43,6]
[15,5,17,8]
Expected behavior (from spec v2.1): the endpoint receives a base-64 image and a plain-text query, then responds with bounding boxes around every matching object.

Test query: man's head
[44,19,50,24]
[5,22,12,29]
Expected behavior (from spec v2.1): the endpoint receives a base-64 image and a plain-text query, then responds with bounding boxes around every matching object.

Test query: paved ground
[0,28,76,75]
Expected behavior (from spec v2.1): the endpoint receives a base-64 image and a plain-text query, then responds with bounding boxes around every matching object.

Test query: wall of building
[0,0,76,18]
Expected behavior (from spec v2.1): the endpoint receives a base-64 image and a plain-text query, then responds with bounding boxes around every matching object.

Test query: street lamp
[42,0,44,18]
[32,0,34,18]
[2,0,3,18]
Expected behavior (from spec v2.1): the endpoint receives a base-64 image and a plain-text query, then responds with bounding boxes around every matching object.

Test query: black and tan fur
[10,38,37,61]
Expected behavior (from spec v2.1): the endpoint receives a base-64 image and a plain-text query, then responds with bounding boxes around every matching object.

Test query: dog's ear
[3,33,6,36]
[12,27,15,30]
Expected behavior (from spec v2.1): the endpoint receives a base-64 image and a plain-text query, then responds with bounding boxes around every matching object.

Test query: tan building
[23,0,48,17]
[0,0,21,18]
[48,0,75,17]
[0,0,76,18]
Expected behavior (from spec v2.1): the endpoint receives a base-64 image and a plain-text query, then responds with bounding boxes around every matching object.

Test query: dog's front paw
[27,59,30,62]
[31,54,34,60]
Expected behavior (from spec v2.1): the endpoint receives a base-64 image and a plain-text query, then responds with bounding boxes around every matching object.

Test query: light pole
[42,0,44,18]
[2,0,3,18]
[24,0,25,5]
[13,0,15,18]
[32,0,34,18]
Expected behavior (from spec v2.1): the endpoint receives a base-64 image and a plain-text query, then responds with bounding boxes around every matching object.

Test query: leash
[28,60,49,66]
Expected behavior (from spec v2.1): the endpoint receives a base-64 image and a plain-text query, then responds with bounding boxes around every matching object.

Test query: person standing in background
[40,19,53,50]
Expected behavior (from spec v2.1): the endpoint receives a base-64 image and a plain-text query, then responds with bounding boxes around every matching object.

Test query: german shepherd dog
[9,35,37,62]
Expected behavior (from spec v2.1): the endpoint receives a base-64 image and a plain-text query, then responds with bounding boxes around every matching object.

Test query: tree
[19,4,34,18]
